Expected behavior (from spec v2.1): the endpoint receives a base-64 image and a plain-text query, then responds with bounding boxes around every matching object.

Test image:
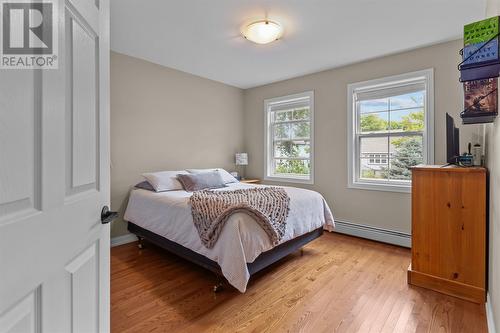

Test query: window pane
[274,110,293,122]
[266,92,313,182]
[273,123,290,140]
[360,137,389,180]
[360,111,389,133]
[274,141,310,158]
[389,108,425,132]
[274,159,310,176]
[359,99,389,113]
[293,108,310,120]
[291,122,310,139]
[389,91,424,110]
[388,135,423,180]
[360,156,388,180]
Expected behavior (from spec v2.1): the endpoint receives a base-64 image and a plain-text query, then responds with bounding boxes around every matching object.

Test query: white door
[0,0,110,332]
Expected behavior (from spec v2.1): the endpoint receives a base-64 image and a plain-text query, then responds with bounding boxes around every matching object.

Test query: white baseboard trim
[333,219,411,248]
[487,293,497,333]
[110,233,137,247]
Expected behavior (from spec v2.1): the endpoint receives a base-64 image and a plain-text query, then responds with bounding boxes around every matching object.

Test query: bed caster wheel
[213,283,224,293]
[137,243,144,249]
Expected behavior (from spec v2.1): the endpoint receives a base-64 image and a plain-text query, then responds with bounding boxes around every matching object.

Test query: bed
[124,182,334,292]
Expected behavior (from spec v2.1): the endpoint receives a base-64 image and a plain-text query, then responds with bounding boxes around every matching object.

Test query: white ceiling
[111,1,487,89]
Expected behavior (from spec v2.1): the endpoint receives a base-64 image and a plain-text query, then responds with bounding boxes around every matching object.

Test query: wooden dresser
[408,165,487,303]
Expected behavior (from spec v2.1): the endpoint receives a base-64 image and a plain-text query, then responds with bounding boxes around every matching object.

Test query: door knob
[101,206,118,224]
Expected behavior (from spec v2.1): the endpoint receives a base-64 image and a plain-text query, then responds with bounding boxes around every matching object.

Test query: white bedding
[124,182,334,292]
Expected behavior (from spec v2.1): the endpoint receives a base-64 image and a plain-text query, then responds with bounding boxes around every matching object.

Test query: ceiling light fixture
[242,20,283,45]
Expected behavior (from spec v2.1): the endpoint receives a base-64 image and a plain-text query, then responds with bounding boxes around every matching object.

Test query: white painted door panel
[65,244,99,333]
[0,70,40,221]
[0,0,110,332]
[70,12,98,190]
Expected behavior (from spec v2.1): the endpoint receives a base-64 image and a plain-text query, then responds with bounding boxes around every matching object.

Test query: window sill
[264,175,314,185]
[348,181,411,193]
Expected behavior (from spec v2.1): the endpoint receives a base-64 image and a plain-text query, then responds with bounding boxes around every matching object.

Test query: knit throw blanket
[189,187,290,249]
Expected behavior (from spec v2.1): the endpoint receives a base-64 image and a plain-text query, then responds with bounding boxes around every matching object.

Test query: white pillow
[186,168,238,184]
[142,170,188,192]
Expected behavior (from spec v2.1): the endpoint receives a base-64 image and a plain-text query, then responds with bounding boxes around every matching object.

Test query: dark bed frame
[127,222,324,291]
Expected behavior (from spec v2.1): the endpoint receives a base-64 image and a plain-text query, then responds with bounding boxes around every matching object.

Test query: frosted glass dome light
[242,20,283,44]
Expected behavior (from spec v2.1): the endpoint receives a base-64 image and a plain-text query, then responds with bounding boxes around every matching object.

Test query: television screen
[446,113,460,164]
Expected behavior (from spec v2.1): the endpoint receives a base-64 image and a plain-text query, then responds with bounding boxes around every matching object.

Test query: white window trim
[347,69,434,193]
[264,91,314,184]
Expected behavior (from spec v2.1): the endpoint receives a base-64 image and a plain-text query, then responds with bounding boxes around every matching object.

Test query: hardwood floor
[111,232,488,332]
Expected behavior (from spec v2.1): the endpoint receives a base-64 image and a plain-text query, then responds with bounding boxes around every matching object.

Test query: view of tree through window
[272,107,311,176]
[358,91,425,182]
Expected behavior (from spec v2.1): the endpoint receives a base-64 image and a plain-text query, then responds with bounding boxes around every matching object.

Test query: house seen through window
[348,70,434,192]
[359,91,425,180]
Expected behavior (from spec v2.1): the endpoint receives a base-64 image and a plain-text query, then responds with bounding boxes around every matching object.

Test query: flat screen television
[446,113,460,164]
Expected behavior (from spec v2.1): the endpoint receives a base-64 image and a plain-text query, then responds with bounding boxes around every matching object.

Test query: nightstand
[240,179,261,184]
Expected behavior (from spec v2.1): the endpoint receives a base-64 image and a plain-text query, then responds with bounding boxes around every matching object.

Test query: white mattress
[124,182,334,292]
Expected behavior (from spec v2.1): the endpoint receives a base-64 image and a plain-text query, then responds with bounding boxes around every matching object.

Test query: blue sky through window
[359,91,424,121]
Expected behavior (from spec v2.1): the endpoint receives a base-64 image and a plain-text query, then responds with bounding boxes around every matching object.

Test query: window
[264,91,314,184]
[347,69,434,193]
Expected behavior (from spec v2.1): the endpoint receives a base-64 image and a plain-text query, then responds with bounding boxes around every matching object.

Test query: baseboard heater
[333,220,411,248]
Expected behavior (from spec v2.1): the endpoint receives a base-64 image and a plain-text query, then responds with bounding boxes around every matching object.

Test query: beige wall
[486,0,500,329]
[486,119,500,333]
[110,51,244,237]
[243,40,480,234]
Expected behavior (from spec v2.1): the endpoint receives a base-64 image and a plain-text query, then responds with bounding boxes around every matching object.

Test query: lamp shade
[235,153,248,166]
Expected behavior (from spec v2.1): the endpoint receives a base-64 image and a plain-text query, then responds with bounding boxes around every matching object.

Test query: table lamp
[235,153,248,179]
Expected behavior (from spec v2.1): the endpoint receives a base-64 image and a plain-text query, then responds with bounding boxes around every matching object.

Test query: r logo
[2,2,53,54]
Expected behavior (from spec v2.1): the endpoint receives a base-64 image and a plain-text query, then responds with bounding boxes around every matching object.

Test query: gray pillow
[134,181,155,191]
[177,171,227,192]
